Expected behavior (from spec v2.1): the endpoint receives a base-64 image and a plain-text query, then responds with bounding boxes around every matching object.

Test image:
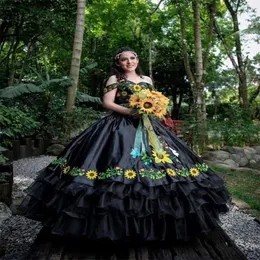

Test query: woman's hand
[129,109,141,119]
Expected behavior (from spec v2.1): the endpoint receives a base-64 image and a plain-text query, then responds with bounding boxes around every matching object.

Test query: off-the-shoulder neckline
[106,79,153,88]
[125,79,153,86]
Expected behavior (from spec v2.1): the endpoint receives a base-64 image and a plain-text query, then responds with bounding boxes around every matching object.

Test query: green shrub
[0,106,40,148]
[208,105,260,147]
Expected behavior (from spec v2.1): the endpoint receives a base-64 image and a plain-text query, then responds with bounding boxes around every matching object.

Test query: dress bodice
[104,79,153,105]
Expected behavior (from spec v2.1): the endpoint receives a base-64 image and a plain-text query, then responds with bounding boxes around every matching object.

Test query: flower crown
[115,51,138,60]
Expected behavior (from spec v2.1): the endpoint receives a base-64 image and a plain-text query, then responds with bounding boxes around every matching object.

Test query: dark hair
[110,47,143,80]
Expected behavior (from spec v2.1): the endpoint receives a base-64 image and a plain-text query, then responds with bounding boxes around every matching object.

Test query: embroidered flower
[63,166,70,174]
[124,170,136,179]
[132,84,142,92]
[86,170,98,180]
[121,91,128,96]
[130,148,141,158]
[189,168,200,177]
[166,168,176,176]
[152,150,173,164]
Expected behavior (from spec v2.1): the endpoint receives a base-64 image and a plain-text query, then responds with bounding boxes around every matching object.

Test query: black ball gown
[19,78,230,242]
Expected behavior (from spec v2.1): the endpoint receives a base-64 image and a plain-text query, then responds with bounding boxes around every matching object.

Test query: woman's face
[117,51,139,72]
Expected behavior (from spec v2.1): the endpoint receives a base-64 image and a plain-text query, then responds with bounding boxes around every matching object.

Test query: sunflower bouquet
[129,88,169,119]
[129,86,173,164]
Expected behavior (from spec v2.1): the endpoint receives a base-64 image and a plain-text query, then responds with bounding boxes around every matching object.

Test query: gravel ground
[0,156,260,260]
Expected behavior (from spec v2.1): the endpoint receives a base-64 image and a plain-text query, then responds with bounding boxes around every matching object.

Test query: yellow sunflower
[152,150,173,164]
[139,89,153,97]
[63,166,70,174]
[132,84,142,92]
[189,168,200,177]
[151,91,163,98]
[153,108,166,118]
[86,170,98,180]
[139,98,156,113]
[129,94,140,107]
[166,168,176,176]
[124,170,137,179]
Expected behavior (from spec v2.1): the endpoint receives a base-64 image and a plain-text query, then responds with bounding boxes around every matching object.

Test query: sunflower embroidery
[189,168,200,177]
[121,91,128,97]
[132,84,142,92]
[166,168,177,176]
[152,150,173,164]
[63,166,70,174]
[86,170,98,180]
[139,98,156,113]
[124,170,137,179]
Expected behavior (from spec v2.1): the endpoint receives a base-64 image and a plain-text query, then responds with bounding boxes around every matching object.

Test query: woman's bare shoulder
[142,75,153,85]
[106,75,118,86]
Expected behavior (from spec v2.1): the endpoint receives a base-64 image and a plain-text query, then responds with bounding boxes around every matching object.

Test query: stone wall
[201,146,260,170]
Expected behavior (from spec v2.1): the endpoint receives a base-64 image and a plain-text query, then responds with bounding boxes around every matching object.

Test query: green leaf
[77,92,102,104]
[0,84,43,98]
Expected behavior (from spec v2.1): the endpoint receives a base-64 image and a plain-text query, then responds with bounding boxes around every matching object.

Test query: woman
[19,47,230,241]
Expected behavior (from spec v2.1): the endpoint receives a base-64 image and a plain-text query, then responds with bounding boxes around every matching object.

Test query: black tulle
[19,80,230,241]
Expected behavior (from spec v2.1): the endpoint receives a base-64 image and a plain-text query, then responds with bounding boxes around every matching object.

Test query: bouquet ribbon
[132,115,164,157]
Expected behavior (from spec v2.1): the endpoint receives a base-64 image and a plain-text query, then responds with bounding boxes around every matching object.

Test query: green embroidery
[51,158,66,167]
[176,168,190,177]
[98,167,123,180]
[141,153,153,165]
[195,163,209,172]
[69,167,85,176]
[104,83,118,94]
[51,158,208,180]
[139,169,166,179]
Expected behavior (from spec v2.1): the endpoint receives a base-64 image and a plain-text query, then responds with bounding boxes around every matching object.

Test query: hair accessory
[115,51,137,60]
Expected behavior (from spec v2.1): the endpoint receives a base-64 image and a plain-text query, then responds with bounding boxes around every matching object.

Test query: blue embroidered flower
[130,148,141,158]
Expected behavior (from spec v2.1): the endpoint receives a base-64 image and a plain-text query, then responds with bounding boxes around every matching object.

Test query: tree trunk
[192,0,207,152]
[66,0,86,112]
[223,0,248,107]
[148,22,153,79]
[8,53,15,86]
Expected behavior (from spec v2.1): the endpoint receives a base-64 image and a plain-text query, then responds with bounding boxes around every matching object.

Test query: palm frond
[80,62,98,76]
[77,92,102,104]
[0,84,43,98]
[0,146,7,152]
[40,78,72,88]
